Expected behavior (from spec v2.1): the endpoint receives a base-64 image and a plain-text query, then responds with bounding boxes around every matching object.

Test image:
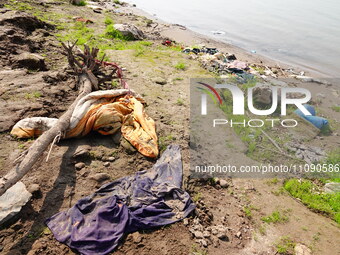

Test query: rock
[121,138,136,154]
[80,169,90,178]
[203,231,210,238]
[211,236,220,248]
[113,23,144,40]
[0,182,32,225]
[131,232,143,243]
[193,231,204,239]
[107,156,115,162]
[236,231,242,238]
[90,173,110,182]
[103,162,110,167]
[211,228,218,235]
[75,162,85,170]
[324,182,340,194]
[27,184,41,198]
[12,52,47,71]
[217,233,229,241]
[294,243,312,255]
[72,145,92,158]
[219,179,229,188]
[183,218,189,226]
[197,239,208,247]
[152,77,167,85]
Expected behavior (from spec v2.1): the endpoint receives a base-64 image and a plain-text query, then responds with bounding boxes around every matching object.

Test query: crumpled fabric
[46,145,195,255]
[294,104,328,129]
[10,89,158,158]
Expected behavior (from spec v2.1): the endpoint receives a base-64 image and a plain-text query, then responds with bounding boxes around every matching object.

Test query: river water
[126,0,340,77]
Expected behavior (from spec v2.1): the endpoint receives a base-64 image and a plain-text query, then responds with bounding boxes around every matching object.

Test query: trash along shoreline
[0,1,339,255]
[119,4,334,80]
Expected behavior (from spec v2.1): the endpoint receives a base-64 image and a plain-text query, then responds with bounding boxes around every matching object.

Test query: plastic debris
[324,182,340,194]
[113,23,144,40]
[294,104,329,129]
[0,182,32,225]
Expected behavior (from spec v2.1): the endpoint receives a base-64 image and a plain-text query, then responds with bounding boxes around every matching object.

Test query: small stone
[27,184,41,198]
[103,162,110,167]
[107,157,115,162]
[211,236,220,248]
[294,243,312,255]
[198,239,208,247]
[131,232,143,243]
[183,218,189,226]
[73,145,92,158]
[90,173,110,182]
[203,231,210,238]
[27,184,40,194]
[80,170,90,178]
[219,179,229,188]
[75,162,85,170]
[211,228,218,235]
[217,233,229,241]
[152,77,167,85]
[193,231,204,239]
[236,231,242,238]
[12,52,47,71]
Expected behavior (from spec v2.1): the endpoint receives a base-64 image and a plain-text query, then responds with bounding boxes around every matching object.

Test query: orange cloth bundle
[10,89,158,158]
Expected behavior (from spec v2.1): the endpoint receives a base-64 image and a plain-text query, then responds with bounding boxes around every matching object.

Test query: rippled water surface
[126,0,340,77]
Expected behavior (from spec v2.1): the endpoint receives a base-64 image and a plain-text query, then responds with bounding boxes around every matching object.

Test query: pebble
[75,162,85,170]
[198,239,208,247]
[90,173,110,182]
[236,231,242,238]
[131,232,143,243]
[219,179,229,188]
[193,231,204,239]
[152,77,167,85]
[103,162,110,167]
[107,157,115,162]
[203,231,210,238]
[217,233,229,241]
[183,218,189,226]
[211,228,218,235]
[27,184,40,195]
[294,243,312,255]
[72,145,91,158]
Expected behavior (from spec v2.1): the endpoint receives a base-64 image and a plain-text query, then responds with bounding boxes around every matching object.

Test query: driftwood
[0,42,119,196]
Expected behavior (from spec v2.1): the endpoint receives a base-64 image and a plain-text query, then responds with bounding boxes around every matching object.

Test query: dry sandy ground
[0,1,339,255]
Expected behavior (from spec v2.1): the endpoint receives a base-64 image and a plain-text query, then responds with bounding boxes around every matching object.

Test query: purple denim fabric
[46,145,195,255]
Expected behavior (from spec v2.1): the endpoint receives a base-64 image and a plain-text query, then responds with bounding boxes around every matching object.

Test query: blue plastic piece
[294,104,328,129]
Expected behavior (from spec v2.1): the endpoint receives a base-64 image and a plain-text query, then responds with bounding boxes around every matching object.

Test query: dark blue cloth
[294,104,328,129]
[46,145,195,255]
